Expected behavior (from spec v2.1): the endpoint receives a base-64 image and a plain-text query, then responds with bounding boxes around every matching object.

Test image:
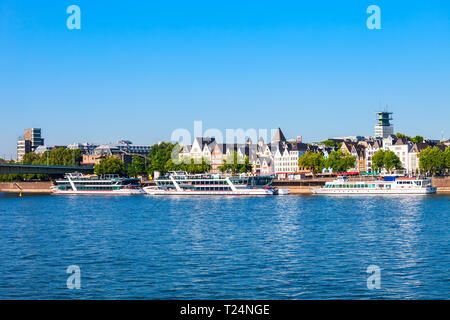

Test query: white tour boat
[312,175,436,195]
[51,173,145,195]
[143,171,274,196]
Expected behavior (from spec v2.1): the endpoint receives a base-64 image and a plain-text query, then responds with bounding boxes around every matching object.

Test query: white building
[386,138,412,172]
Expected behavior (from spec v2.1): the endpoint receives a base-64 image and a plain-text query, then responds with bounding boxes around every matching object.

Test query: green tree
[164,158,181,172]
[239,156,253,173]
[443,147,450,171]
[21,152,41,164]
[147,142,179,176]
[410,136,424,144]
[298,151,324,176]
[94,157,126,176]
[396,133,409,139]
[219,151,251,174]
[186,157,211,174]
[418,146,444,175]
[371,149,402,173]
[320,139,338,147]
[324,150,356,173]
[371,150,385,172]
[396,133,423,144]
[127,156,147,177]
[162,156,211,174]
[383,150,403,172]
[15,148,82,181]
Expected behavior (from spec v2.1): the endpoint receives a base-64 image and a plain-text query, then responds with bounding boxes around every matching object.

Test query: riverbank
[1,177,450,194]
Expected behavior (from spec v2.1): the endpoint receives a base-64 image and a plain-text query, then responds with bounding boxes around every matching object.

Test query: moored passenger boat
[143,171,274,195]
[312,175,436,195]
[51,173,144,195]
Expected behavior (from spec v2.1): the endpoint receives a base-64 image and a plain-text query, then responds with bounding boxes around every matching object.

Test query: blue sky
[1,0,449,158]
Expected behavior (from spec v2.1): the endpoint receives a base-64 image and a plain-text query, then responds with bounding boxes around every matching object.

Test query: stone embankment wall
[432,177,450,194]
[0,182,53,194]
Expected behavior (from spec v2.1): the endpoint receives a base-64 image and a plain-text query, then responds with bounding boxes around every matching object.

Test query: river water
[0,194,448,299]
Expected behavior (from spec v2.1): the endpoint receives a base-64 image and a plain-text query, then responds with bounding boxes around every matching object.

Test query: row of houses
[178,128,338,179]
[179,129,450,178]
[340,135,448,174]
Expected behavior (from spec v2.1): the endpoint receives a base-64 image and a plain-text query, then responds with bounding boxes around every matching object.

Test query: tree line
[0,148,82,182]
[298,150,357,176]
[94,142,215,177]
[418,146,450,175]
[298,146,450,176]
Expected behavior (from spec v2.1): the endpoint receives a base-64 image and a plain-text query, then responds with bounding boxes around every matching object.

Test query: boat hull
[274,188,290,195]
[143,187,273,196]
[50,187,145,195]
[312,187,436,195]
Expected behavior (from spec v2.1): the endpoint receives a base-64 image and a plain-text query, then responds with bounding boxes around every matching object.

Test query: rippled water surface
[0,194,448,299]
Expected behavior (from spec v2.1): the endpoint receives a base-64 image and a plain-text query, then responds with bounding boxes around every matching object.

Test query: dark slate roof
[271,128,286,143]
[394,138,410,145]
[410,142,430,153]
[291,142,308,152]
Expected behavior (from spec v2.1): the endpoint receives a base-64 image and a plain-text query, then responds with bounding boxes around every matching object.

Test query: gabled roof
[269,141,285,153]
[356,147,366,158]
[373,140,383,149]
[341,141,356,152]
[410,142,430,153]
[394,138,410,145]
[212,143,227,154]
[203,140,217,152]
[271,128,286,143]
[195,137,216,147]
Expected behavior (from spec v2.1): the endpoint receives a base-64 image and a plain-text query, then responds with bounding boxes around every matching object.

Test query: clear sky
[1,0,449,158]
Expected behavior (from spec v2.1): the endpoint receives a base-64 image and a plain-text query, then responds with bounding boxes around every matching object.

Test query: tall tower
[374,111,394,138]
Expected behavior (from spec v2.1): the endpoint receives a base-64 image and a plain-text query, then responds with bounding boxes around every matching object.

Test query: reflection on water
[0,194,448,299]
